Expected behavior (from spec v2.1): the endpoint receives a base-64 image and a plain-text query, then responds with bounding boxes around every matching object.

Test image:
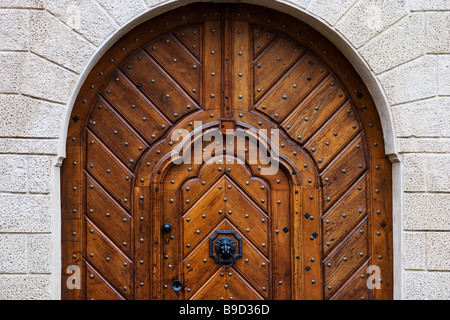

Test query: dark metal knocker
[210,230,242,268]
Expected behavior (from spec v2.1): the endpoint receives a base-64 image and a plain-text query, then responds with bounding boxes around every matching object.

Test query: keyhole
[172,280,183,292]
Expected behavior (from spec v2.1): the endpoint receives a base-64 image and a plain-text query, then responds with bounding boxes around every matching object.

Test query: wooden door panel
[304,103,361,170]
[101,72,171,144]
[88,97,148,170]
[85,220,133,299]
[254,38,305,101]
[225,182,269,254]
[322,174,368,255]
[174,25,202,59]
[62,3,393,301]
[233,236,270,299]
[85,132,133,210]
[145,34,201,103]
[281,76,348,143]
[189,270,227,300]
[120,49,201,122]
[183,179,226,255]
[255,54,328,122]
[329,261,371,300]
[321,135,367,210]
[183,236,221,300]
[227,271,265,300]
[85,263,125,300]
[253,28,276,57]
[86,176,132,256]
[323,219,369,299]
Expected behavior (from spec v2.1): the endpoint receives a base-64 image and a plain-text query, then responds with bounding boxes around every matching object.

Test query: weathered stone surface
[409,0,450,11]
[28,235,52,274]
[392,97,450,137]
[0,0,43,8]
[335,0,408,48]
[283,0,312,9]
[0,9,29,51]
[29,10,96,74]
[427,155,450,192]
[0,95,65,138]
[96,0,148,25]
[306,0,356,25]
[360,14,425,74]
[403,154,426,192]
[0,235,27,274]
[29,156,53,194]
[399,138,450,154]
[21,54,78,104]
[404,194,450,231]
[425,12,450,54]
[0,155,27,193]
[0,53,23,93]
[404,271,450,300]
[0,276,52,300]
[403,154,450,192]
[403,232,426,270]
[0,139,59,155]
[427,232,450,271]
[45,0,118,46]
[438,55,450,96]
[0,194,51,233]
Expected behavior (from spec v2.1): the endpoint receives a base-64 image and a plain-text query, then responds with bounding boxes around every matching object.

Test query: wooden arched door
[61,3,393,300]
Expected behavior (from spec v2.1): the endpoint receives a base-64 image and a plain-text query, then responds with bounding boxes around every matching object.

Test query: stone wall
[0,0,448,300]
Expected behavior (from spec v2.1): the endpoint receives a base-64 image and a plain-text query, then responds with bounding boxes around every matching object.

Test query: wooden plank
[134,187,152,300]
[302,188,322,300]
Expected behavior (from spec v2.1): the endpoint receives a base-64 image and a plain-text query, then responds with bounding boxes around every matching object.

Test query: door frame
[58,1,401,300]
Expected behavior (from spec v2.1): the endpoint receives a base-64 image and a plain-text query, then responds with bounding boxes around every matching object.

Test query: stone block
[306,0,356,25]
[21,54,78,104]
[398,138,450,154]
[427,232,450,271]
[28,156,53,194]
[392,97,450,137]
[0,234,27,274]
[0,9,29,51]
[0,276,52,300]
[28,234,52,274]
[404,193,450,231]
[96,0,148,25]
[426,155,450,192]
[45,0,118,47]
[378,53,438,104]
[0,95,65,138]
[29,10,95,74]
[0,194,51,233]
[335,0,408,48]
[409,0,450,11]
[285,0,312,9]
[0,155,27,193]
[438,55,450,96]
[403,232,426,270]
[425,12,450,54]
[360,14,425,74]
[404,271,450,300]
[0,52,23,93]
[0,139,59,155]
[0,0,43,8]
[403,154,426,192]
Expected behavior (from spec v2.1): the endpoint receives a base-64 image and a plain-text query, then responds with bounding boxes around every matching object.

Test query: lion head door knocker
[209,230,242,268]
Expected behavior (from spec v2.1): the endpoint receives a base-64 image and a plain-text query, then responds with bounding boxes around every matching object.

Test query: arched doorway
[61,3,392,300]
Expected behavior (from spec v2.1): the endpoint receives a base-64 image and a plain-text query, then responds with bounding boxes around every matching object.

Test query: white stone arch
[55,0,403,299]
